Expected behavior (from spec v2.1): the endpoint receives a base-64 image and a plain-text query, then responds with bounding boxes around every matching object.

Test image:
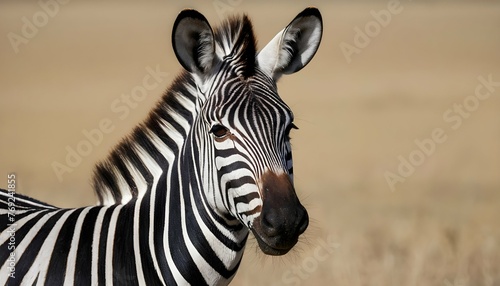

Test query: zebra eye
[210,124,229,138]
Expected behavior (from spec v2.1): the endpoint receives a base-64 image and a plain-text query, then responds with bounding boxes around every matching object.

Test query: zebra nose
[260,207,281,237]
[260,203,308,238]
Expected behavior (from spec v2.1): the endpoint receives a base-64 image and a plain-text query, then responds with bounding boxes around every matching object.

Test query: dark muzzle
[251,171,308,255]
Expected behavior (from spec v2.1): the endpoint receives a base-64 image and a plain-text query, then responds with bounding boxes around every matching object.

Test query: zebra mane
[91,71,195,204]
[91,14,258,205]
[213,14,257,78]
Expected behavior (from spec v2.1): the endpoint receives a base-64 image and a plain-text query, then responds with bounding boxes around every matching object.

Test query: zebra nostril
[261,208,281,237]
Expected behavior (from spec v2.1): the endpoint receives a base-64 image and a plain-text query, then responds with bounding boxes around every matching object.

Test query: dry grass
[1,1,499,285]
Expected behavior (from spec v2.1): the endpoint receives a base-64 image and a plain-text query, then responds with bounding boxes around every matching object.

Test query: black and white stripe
[0,8,322,285]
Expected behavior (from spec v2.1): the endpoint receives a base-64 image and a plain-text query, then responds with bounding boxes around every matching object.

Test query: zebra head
[172,8,322,255]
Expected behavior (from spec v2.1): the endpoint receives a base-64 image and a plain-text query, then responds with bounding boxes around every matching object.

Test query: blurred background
[1,0,499,285]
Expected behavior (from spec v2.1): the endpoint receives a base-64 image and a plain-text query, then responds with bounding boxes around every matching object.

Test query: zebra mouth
[251,229,298,256]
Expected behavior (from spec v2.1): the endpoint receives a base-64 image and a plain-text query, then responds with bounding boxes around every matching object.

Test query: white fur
[257,11,322,80]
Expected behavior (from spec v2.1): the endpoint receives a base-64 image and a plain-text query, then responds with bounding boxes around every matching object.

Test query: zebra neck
[142,136,248,284]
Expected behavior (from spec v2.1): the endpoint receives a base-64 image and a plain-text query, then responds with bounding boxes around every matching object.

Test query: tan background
[1,1,500,285]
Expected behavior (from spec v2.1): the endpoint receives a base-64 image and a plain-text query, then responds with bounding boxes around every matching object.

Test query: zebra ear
[172,9,216,74]
[257,7,322,80]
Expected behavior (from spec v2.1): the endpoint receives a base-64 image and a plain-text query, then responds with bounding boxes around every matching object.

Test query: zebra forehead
[213,14,256,78]
[211,103,292,138]
[211,84,291,120]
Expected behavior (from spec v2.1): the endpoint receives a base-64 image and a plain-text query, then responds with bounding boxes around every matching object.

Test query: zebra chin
[251,226,307,256]
[250,171,309,256]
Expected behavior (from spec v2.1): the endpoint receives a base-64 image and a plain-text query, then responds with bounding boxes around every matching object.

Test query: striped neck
[150,125,248,283]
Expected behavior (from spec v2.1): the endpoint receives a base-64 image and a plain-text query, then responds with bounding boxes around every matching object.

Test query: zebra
[0,7,322,285]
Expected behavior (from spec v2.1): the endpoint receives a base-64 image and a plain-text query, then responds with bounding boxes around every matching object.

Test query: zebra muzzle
[251,171,309,255]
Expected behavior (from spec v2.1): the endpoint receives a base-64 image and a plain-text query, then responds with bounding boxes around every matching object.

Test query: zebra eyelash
[285,123,299,138]
[286,123,298,132]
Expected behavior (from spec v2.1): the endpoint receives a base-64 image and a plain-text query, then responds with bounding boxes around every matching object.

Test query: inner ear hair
[172,9,216,73]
